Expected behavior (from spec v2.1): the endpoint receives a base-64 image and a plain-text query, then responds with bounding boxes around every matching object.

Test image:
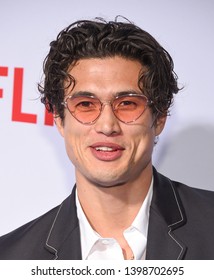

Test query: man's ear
[154,114,167,136]
[54,116,65,137]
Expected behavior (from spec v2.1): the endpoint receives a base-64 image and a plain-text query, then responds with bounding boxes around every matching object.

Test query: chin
[89,173,128,188]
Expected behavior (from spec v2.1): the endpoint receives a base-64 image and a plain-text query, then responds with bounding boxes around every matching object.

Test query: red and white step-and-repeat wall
[1,0,214,235]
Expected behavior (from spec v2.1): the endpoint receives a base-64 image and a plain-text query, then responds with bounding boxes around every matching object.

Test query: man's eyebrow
[69,91,96,97]
[115,90,143,97]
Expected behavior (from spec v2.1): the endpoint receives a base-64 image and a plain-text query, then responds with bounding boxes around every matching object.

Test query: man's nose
[94,103,122,136]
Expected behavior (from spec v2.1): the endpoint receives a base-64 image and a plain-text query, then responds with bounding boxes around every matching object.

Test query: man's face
[56,57,166,187]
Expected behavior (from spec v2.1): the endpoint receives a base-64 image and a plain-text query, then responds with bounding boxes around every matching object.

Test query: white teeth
[95,147,114,151]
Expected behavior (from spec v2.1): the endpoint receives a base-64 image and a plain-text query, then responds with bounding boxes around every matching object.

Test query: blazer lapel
[146,169,187,259]
[44,186,82,260]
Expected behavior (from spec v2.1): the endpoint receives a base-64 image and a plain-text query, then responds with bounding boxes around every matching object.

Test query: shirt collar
[76,178,153,260]
[131,176,153,236]
[76,191,99,259]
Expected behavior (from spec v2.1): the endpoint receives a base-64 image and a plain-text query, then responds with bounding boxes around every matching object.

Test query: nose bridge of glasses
[101,99,113,108]
[99,100,117,119]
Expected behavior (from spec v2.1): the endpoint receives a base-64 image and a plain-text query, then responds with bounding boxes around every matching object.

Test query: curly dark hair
[38,18,180,121]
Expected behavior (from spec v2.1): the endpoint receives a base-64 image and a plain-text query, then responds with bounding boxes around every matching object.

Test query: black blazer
[1,169,214,260]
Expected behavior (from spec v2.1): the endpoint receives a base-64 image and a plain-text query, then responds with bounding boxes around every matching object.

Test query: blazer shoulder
[0,204,60,259]
[155,169,214,202]
[171,180,214,218]
[173,180,214,202]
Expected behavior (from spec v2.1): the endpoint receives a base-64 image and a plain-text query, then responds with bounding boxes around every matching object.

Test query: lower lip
[90,147,124,161]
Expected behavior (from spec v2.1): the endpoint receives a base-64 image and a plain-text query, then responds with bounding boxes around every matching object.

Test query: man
[0,18,214,260]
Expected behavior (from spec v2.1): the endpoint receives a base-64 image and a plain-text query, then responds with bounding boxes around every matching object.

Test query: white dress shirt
[76,178,153,260]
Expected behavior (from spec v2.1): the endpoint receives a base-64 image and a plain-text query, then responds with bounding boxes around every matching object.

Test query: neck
[76,164,153,237]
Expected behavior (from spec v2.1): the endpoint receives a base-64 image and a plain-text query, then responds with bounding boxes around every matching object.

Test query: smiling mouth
[90,143,125,161]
